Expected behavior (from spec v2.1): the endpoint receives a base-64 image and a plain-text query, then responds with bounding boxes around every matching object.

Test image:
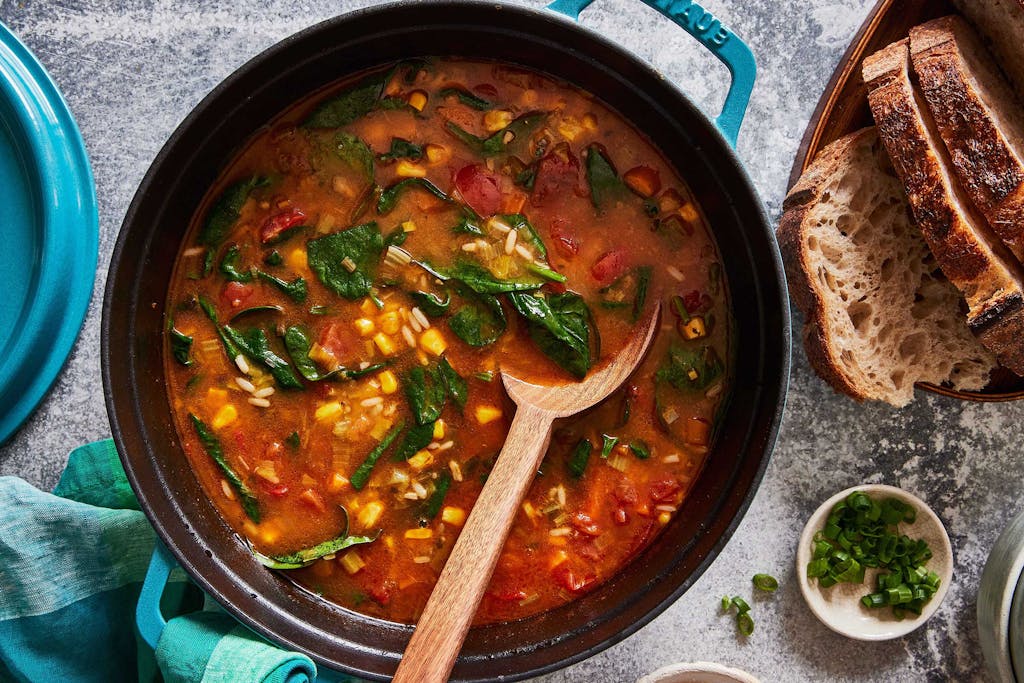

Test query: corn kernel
[308,343,336,368]
[484,110,513,132]
[211,404,238,430]
[357,501,385,529]
[379,370,398,394]
[339,551,365,574]
[475,405,503,425]
[407,90,428,111]
[395,160,427,178]
[441,506,466,526]
[369,419,393,440]
[327,472,348,493]
[419,328,447,356]
[681,317,706,340]
[315,401,344,422]
[401,220,417,232]
[260,524,280,545]
[582,113,598,130]
[254,464,279,484]
[243,521,259,538]
[405,527,433,540]
[658,511,672,526]
[549,549,568,568]
[379,311,401,335]
[424,144,449,164]
[207,388,228,406]
[360,298,378,315]
[353,318,376,336]
[679,202,699,223]
[433,419,445,440]
[557,117,584,141]
[287,248,307,272]
[373,333,396,356]
[407,450,434,471]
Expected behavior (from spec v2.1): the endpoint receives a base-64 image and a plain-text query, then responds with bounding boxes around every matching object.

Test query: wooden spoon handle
[392,402,555,683]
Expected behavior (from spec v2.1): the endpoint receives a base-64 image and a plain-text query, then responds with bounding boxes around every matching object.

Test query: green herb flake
[420,472,453,520]
[285,431,300,449]
[585,144,628,212]
[350,421,405,490]
[568,438,592,478]
[377,178,450,215]
[169,327,193,367]
[600,434,618,458]
[378,138,424,162]
[256,270,307,302]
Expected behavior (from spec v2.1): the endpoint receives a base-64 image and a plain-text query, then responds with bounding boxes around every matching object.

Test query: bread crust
[910,16,1024,263]
[779,128,879,401]
[864,39,1024,374]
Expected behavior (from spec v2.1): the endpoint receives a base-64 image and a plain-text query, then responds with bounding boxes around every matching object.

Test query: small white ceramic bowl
[796,484,953,640]
[637,662,759,683]
[978,507,1024,682]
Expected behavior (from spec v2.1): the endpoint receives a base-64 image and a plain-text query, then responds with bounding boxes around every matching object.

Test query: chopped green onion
[721,595,732,611]
[730,596,750,614]
[736,612,754,636]
[752,573,778,592]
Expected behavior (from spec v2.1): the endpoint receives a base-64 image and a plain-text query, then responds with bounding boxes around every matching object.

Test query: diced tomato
[220,281,254,309]
[682,290,712,315]
[613,508,629,526]
[552,566,595,593]
[318,323,357,363]
[649,476,681,503]
[548,218,580,258]
[571,512,601,537]
[591,249,628,284]
[627,520,656,556]
[531,144,581,207]
[259,208,306,243]
[542,282,567,295]
[472,83,499,100]
[576,540,602,561]
[489,587,527,602]
[454,164,501,217]
[298,489,326,512]
[370,580,395,606]
[261,481,288,498]
[612,482,638,506]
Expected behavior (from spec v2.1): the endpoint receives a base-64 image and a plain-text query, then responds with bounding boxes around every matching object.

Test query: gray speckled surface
[0,0,1012,680]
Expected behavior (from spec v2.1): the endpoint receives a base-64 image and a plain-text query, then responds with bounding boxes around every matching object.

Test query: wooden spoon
[393,302,662,683]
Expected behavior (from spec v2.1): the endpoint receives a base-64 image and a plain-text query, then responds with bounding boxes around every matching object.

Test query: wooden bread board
[787,0,1024,401]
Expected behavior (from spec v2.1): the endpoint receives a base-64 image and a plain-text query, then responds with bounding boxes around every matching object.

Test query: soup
[163,58,730,624]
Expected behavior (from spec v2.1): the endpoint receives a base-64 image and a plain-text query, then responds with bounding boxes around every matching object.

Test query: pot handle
[136,540,176,649]
[546,0,755,148]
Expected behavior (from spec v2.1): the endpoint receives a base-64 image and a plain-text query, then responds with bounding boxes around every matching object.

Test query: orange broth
[163,59,730,624]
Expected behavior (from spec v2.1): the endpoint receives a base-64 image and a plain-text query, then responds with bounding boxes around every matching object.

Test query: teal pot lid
[0,22,98,444]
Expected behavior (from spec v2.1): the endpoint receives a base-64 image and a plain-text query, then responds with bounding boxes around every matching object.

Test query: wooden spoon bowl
[393,302,662,682]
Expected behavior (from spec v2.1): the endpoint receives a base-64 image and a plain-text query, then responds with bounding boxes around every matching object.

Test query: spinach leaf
[447,261,543,294]
[404,365,447,425]
[585,144,628,211]
[507,291,597,379]
[502,214,547,259]
[568,438,592,479]
[253,507,379,569]
[378,138,423,162]
[393,420,436,462]
[286,431,300,449]
[345,362,389,379]
[283,325,339,382]
[198,295,243,359]
[229,305,284,323]
[421,472,452,520]
[410,290,450,317]
[350,421,405,490]
[169,327,193,366]
[514,163,537,191]
[384,226,408,248]
[263,224,306,246]
[524,262,567,283]
[377,178,449,214]
[451,214,484,236]
[445,111,546,158]
[201,249,216,278]
[190,413,259,522]
[628,439,651,460]
[198,176,268,247]
[222,326,304,389]
[257,270,307,302]
[303,71,388,128]
[438,357,468,410]
[655,343,723,393]
[600,434,619,458]
[438,86,491,110]
[264,250,283,266]
[307,223,384,300]
[219,245,253,282]
[448,286,507,347]
[600,266,652,321]
[335,131,374,181]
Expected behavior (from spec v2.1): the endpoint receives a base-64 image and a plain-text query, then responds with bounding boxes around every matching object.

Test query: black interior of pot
[103,2,790,681]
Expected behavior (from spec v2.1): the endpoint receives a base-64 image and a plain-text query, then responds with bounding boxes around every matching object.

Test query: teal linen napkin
[0,439,339,683]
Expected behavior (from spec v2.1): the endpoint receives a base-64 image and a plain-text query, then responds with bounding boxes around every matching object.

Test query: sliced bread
[780,127,996,406]
[952,0,1024,96]
[910,16,1024,263]
[863,39,1024,375]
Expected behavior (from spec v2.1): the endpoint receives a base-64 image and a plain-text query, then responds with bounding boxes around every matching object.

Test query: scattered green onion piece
[736,612,754,636]
[752,573,778,593]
